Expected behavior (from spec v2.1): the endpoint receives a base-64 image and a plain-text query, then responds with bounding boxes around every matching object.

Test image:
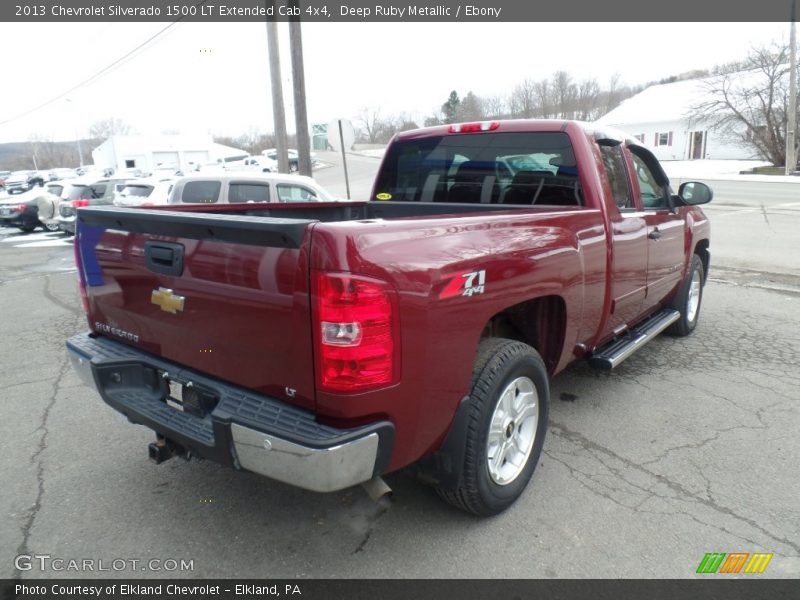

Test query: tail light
[15,203,27,212]
[448,121,500,133]
[313,272,400,393]
[72,199,90,208]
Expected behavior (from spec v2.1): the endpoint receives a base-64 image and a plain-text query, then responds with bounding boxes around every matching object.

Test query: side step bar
[588,309,680,370]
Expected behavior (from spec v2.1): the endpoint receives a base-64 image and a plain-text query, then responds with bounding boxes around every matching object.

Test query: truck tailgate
[75,207,317,411]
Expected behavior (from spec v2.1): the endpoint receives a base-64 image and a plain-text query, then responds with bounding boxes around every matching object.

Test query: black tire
[667,254,705,336]
[436,338,549,516]
[17,223,36,233]
[42,221,60,232]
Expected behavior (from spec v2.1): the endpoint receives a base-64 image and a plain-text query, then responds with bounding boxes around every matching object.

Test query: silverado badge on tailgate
[151,287,185,314]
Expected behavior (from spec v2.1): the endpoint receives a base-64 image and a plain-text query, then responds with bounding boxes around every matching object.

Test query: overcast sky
[0,21,790,143]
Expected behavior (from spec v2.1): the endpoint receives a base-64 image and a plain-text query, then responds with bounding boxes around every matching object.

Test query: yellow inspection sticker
[376,193,392,200]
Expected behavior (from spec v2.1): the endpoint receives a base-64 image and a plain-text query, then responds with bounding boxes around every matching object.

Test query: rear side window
[182,181,222,203]
[372,131,582,206]
[229,183,270,203]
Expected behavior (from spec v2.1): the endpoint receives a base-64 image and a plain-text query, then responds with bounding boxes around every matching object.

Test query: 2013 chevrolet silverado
[66,120,712,515]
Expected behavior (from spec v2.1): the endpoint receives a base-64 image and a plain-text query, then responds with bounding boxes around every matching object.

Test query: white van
[167,173,337,205]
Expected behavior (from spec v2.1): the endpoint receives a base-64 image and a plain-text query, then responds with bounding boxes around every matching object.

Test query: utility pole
[266,15,289,173]
[289,8,312,176]
[787,0,797,175]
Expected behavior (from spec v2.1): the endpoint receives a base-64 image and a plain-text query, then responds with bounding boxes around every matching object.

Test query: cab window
[629,151,667,209]
[598,144,632,209]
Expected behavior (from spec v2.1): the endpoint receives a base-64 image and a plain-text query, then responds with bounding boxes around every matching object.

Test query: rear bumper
[67,332,394,492]
[57,215,76,234]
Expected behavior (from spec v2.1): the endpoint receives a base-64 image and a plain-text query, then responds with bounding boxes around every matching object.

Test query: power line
[0,5,207,127]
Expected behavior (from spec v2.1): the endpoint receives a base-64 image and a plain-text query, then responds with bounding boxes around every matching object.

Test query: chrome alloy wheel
[486,376,538,486]
[687,269,702,323]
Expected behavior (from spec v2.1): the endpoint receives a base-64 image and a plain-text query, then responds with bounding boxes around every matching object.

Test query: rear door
[76,208,318,410]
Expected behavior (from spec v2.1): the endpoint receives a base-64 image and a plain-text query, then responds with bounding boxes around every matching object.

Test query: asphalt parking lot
[1,183,798,579]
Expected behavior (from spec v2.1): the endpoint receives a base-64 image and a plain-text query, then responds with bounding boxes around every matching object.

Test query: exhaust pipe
[361,476,392,504]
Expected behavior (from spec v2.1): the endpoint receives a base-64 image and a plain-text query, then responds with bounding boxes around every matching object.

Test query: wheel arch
[479,295,567,375]
[694,238,710,283]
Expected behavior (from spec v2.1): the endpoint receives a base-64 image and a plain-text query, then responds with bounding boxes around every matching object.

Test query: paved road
[313,151,381,200]
[1,176,798,579]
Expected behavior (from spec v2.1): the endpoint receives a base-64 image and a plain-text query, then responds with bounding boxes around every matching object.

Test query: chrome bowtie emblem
[151,287,185,314]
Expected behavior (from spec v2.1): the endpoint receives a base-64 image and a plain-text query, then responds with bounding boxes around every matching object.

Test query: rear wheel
[43,221,60,232]
[667,254,704,336]
[436,338,549,516]
[17,222,36,233]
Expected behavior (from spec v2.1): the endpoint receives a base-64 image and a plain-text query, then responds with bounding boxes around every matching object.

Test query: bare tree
[510,79,537,118]
[28,135,81,169]
[533,79,553,118]
[456,91,486,121]
[482,95,507,119]
[690,42,798,166]
[552,71,578,119]
[575,79,601,121]
[89,117,132,141]
[357,106,385,144]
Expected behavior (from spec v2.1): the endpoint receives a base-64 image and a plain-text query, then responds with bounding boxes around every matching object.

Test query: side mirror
[678,181,713,205]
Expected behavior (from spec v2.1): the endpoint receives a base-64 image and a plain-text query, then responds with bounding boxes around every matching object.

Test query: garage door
[152,151,180,168]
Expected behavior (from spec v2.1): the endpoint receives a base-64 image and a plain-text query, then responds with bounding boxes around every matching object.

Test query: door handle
[648,228,662,240]
[145,241,185,276]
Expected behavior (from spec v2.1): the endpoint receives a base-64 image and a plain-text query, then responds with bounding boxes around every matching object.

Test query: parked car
[4,170,39,194]
[223,155,278,173]
[68,120,712,515]
[167,173,336,204]
[55,178,129,234]
[113,177,176,207]
[0,182,66,232]
[48,168,79,181]
[262,148,300,172]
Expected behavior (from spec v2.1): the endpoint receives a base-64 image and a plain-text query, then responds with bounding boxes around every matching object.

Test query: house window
[633,134,645,143]
[654,132,673,146]
[125,159,136,168]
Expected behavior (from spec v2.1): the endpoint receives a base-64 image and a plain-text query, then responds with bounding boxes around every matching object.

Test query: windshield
[372,131,582,206]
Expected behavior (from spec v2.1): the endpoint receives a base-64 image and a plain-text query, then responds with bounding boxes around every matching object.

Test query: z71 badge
[439,269,486,299]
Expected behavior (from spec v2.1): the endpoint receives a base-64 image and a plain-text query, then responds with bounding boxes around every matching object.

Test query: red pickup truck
[66,120,712,515]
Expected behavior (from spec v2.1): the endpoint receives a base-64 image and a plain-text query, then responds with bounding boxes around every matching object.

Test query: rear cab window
[372,131,583,207]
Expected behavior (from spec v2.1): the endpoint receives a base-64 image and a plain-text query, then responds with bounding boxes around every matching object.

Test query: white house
[90,134,247,173]
[596,76,760,161]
